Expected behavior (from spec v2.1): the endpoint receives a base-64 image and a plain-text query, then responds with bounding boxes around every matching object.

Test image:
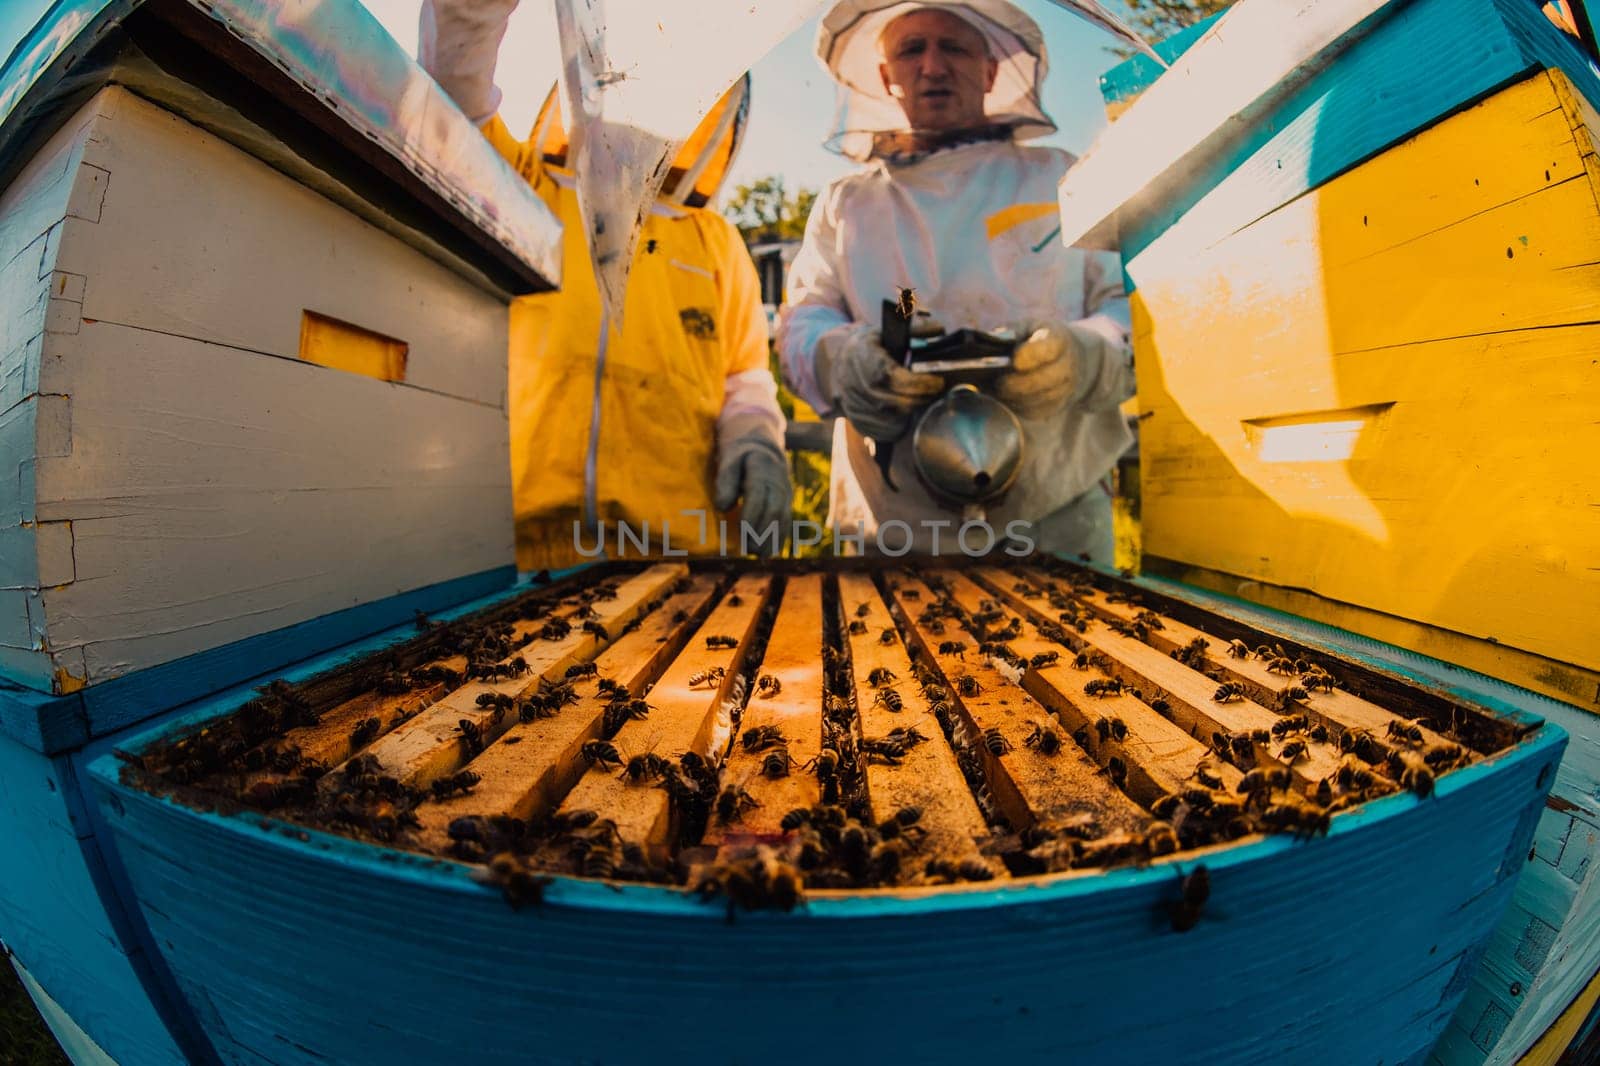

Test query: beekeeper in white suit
[778,0,1136,560]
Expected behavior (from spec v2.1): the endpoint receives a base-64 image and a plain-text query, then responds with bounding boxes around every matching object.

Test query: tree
[723,176,817,243]
[1115,0,1234,54]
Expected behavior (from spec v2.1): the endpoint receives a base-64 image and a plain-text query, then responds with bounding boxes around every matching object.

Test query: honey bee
[1151,698,1172,715]
[1093,716,1128,743]
[894,286,918,319]
[868,667,898,687]
[1271,715,1309,738]
[549,808,601,833]
[761,747,798,779]
[349,716,381,748]
[1266,657,1297,675]
[1168,865,1210,932]
[429,769,481,800]
[855,603,871,618]
[1385,719,1425,745]
[581,739,623,769]
[705,635,738,650]
[742,725,787,752]
[486,852,552,910]
[1277,738,1308,764]
[1213,682,1247,703]
[565,662,598,679]
[848,619,868,635]
[878,628,897,646]
[1339,729,1384,763]
[1190,761,1225,790]
[1084,678,1123,698]
[755,674,782,698]
[1072,652,1094,670]
[687,666,726,689]
[457,719,485,757]
[809,748,839,788]
[1029,651,1060,668]
[1226,640,1250,659]
[873,688,904,712]
[715,784,761,823]
[1281,685,1310,705]
[1259,800,1330,838]
[956,675,983,698]
[619,752,672,784]
[982,727,1012,756]
[1422,743,1466,770]
[1236,768,1292,794]
[1303,671,1336,694]
[938,640,967,658]
[1106,756,1128,788]
[1308,723,1330,744]
[540,617,572,641]
[727,593,743,607]
[780,807,813,831]
[1024,723,1062,755]
[1315,776,1334,806]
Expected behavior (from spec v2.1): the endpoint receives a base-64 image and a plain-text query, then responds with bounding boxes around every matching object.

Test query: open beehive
[119,559,1525,905]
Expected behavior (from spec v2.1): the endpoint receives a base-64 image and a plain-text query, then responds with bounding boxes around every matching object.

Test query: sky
[357,0,1145,202]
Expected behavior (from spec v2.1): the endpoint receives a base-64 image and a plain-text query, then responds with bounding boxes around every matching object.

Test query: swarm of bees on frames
[130,565,1496,908]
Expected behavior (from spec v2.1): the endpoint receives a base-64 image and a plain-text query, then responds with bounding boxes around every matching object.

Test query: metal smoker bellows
[912,384,1023,515]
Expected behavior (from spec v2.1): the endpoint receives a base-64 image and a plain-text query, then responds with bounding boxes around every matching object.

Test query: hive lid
[0,0,562,296]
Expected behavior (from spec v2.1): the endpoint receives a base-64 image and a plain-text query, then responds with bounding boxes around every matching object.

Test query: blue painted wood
[1097,11,1226,107]
[84,703,1564,1064]
[0,564,517,755]
[1117,567,1600,1064]
[0,732,188,1066]
[1120,0,1600,268]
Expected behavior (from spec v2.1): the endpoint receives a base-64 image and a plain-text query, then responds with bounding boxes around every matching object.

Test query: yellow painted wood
[1517,963,1600,1066]
[298,310,408,382]
[1129,69,1600,685]
[1156,562,1600,712]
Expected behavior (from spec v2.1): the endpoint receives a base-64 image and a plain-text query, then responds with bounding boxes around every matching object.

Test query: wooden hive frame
[117,559,1527,908]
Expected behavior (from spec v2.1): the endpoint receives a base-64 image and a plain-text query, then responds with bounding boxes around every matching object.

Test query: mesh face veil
[817,0,1053,161]
[815,0,1157,162]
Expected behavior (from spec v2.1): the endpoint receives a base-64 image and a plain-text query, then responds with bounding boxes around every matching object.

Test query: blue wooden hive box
[0,0,1589,1064]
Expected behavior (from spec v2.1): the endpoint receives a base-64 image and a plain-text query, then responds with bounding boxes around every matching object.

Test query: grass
[0,959,68,1066]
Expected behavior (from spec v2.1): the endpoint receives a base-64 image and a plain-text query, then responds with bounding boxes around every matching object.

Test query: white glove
[813,324,945,441]
[995,320,1123,420]
[418,0,520,125]
[715,413,792,556]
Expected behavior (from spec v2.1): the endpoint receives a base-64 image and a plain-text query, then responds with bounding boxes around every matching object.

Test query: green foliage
[724,176,817,243]
[769,346,833,557]
[1113,0,1234,55]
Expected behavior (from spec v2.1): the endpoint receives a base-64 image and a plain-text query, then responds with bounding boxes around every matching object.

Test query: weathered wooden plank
[413,576,721,851]
[1061,575,1467,760]
[557,573,774,857]
[940,571,1242,808]
[357,564,686,787]
[838,572,997,872]
[702,575,825,845]
[888,575,1150,834]
[986,568,1342,792]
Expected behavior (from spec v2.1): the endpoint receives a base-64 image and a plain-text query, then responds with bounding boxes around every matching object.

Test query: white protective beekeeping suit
[779,0,1139,560]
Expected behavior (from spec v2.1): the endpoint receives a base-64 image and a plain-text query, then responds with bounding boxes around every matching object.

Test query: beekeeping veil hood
[552,0,814,329]
[816,0,1157,161]
[528,75,752,209]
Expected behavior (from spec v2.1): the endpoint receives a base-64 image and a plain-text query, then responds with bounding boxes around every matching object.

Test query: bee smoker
[875,300,1025,522]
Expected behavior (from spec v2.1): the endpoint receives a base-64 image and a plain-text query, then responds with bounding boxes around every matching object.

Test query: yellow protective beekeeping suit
[479,79,769,570]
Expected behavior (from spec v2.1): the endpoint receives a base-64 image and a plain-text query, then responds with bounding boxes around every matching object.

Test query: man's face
[878,9,998,131]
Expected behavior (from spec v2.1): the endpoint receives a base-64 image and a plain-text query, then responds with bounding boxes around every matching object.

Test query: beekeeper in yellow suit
[420,0,790,570]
